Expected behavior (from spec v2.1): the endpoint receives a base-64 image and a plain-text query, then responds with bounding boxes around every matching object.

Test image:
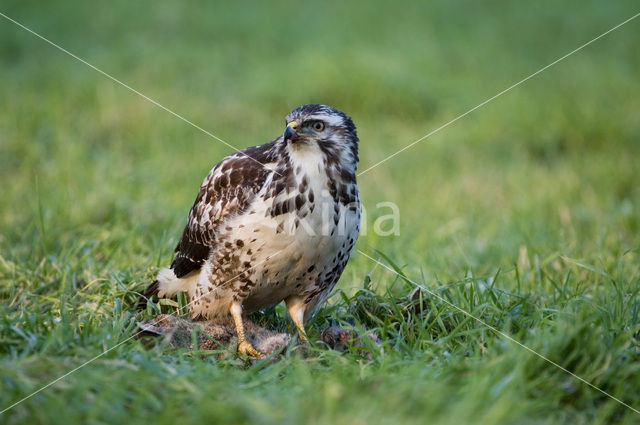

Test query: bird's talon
[238,340,264,358]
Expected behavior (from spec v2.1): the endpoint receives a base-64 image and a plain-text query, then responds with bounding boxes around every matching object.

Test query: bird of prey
[144,104,361,357]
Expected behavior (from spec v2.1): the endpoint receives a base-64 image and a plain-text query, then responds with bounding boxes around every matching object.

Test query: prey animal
[144,104,361,357]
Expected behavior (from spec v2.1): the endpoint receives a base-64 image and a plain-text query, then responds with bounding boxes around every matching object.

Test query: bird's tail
[138,279,159,311]
[138,268,197,311]
[156,267,193,297]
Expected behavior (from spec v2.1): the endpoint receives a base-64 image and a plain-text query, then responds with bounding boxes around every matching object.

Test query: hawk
[144,104,361,357]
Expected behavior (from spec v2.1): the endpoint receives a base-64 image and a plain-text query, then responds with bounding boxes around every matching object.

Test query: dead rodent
[136,315,378,358]
[137,314,292,356]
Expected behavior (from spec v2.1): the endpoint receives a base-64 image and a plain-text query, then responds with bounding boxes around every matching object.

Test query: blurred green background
[1,1,640,424]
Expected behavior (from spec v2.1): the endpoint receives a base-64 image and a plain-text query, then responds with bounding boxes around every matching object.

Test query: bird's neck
[284,140,357,184]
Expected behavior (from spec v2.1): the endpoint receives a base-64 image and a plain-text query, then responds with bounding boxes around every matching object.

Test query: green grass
[2,0,640,423]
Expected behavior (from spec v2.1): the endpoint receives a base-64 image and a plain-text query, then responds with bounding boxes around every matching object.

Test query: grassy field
[2,0,640,423]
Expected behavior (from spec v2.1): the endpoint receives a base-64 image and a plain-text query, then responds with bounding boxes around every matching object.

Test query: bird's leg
[285,295,308,342]
[230,302,264,358]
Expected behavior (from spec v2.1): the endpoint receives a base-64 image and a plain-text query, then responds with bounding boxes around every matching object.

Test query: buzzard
[144,104,361,357]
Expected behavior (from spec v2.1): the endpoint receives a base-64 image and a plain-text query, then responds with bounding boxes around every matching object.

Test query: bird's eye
[312,121,325,131]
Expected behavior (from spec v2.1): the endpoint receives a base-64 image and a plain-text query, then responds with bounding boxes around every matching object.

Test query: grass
[1,0,640,423]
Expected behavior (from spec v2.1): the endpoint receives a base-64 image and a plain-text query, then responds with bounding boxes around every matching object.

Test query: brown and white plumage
[146,104,360,356]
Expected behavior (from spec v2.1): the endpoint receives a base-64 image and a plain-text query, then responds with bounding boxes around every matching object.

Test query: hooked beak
[284,122,298,142]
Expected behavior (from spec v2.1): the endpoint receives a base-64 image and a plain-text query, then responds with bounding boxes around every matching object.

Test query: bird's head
[283,104,359,166]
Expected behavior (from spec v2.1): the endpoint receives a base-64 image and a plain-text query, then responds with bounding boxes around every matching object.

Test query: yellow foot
[238,339,264,358]
[297,330,308,343]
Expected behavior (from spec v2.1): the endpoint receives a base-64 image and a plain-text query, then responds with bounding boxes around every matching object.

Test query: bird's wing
[171,142,279,278]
